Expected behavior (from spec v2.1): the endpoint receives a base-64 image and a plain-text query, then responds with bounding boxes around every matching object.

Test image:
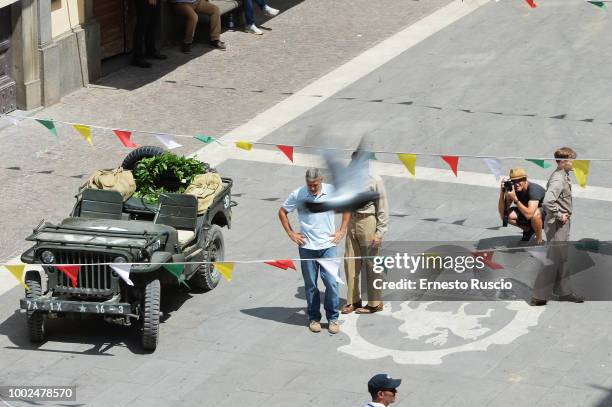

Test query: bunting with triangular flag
[525,0,537,8]
[4,264,29,290]
[110,263,134,286]
[264,259,296,271]
[471,251,504,270]
[317,259,345,284]
[483,158,503,181]
[113,130,138,148]
[164,263,189,287]
[587,1,606,8]
[526,159,552,169]
[235,141,253,151]
[214,262,234,281]
[156,134,182,150]
[573,160,590,188]
[56,265,81,287]
[73,124,93,146]
[276,145,294,162]
[36,119,58,137]
[194,135,216,144]
[398,154,417,178]
[441,155,459,176]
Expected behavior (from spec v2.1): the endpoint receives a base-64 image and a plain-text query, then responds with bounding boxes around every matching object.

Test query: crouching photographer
[498,168,545,244]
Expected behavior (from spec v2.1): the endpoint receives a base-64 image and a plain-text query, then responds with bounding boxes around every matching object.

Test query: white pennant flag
[317,259,345,285]
[526,246,553,266]
[110,263,134,286]
[483,158,503,181]
[156,134,182,150]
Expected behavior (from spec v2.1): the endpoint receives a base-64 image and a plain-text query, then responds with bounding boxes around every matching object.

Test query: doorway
[0,5,16,113]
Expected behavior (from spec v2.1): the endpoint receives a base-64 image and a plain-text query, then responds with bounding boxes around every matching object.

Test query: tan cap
[509,167,527,180]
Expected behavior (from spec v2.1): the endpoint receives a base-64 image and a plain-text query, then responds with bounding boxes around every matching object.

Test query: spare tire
[122,146,166,170]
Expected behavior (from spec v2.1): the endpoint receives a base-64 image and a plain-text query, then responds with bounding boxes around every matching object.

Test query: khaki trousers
[533,219,572,299]
[174,0,221,43]
[344,214,382,307]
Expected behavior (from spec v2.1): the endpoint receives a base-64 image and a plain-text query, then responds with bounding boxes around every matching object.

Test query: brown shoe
[328,320,340,334]
[309,320,321,333]
[341,302,361,314]
[529,297,547,306]
[355,304,384,314]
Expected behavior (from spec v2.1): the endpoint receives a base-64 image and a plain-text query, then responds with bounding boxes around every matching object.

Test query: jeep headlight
[40,250,55,264]
[113,256,127,264]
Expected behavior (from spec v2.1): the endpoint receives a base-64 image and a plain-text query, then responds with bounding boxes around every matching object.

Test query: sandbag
[80,168,136,202]
[185,172,223,214]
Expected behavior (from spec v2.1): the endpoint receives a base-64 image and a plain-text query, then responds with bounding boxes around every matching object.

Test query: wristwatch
[513,198,519,205]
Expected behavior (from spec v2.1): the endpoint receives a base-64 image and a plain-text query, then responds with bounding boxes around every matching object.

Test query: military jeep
[19,148,234,351]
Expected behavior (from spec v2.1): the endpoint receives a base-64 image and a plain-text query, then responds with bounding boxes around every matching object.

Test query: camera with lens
[503,180,513,192]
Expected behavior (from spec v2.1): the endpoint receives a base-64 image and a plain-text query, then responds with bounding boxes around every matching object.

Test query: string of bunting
[2,242,588,290]
[0,114,602,187]
[487,0,609,9]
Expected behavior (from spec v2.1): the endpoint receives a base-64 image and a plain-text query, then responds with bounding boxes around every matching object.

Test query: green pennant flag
[587,1,606,8]
[194,135,215,144]
[36,119,58,137]
[526,159,552,169]
[368,152,377,160]
[164,264,190,288]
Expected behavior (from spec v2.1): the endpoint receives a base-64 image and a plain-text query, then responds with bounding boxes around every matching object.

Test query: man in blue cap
[364,374,401,406]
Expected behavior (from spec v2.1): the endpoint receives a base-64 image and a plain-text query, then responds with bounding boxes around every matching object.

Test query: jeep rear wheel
[141,279,161,351]
[190,225,224,292]
[24,270,45,343]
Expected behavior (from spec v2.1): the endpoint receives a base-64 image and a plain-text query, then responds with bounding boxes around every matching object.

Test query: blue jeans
[243,0,267,26]
[298,246,340,322]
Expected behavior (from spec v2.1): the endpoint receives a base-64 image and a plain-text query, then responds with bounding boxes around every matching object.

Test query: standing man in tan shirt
[342,153,389,314]
[532,147,584,306]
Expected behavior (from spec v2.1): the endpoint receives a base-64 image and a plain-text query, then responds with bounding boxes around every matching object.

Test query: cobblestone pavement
[3,0,612,406]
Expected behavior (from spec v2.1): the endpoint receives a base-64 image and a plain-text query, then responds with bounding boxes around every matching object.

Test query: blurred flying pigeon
[305,148,379,213]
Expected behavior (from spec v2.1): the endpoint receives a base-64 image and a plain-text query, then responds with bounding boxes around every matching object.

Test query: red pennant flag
[471,251,504,270]
[525,0,536,8]
[441,156,459,177]
[276,145,294,162]
[113,130,138,148]
[265,259,296,271]
[56,265,81,287]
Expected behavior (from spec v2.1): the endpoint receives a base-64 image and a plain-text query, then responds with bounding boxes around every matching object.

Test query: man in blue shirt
[279,168,350,334]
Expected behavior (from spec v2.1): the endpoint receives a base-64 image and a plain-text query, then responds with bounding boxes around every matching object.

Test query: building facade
[1,0,102,113]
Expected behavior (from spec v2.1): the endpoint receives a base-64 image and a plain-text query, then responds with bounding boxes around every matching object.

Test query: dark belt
[353,212,375,219]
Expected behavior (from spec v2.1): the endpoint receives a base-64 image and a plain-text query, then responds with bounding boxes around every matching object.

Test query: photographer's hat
[509,167,527,181]
[367,374,402,391]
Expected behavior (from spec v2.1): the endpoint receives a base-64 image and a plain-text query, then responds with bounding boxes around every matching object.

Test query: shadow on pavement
[99,0,306,91]
[240,306,306,326]
[0,286,193,355]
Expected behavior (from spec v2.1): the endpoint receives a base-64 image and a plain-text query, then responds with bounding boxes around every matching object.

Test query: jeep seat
[79,189,124,220]
[154,194,198,246]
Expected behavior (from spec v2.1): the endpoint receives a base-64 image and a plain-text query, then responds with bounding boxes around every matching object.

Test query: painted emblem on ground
[339,301,544,365]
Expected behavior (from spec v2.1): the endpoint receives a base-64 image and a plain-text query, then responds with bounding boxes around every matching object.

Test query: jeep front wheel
[141,279,161,351]
[24,270,45,343]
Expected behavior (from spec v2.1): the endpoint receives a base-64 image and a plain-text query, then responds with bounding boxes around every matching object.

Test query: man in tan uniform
[531,147,584,306]
[342,157,389,314]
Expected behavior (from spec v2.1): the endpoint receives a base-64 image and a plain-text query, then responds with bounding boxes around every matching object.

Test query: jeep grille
[51,250,119,297]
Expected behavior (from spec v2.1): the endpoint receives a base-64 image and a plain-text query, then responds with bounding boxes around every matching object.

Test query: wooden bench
[160,0,244,45]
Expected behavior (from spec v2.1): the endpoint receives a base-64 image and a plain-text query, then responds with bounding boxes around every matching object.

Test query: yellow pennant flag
[4,265,29,291]
[235,141,253,151]
[213,262,235,282]
[73,124,93,146]
[573,160,590,188]
[398,154,417,178]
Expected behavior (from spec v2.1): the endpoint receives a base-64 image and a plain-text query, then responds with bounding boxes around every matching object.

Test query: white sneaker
[264,5,279,16]
[245,24,263,35]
